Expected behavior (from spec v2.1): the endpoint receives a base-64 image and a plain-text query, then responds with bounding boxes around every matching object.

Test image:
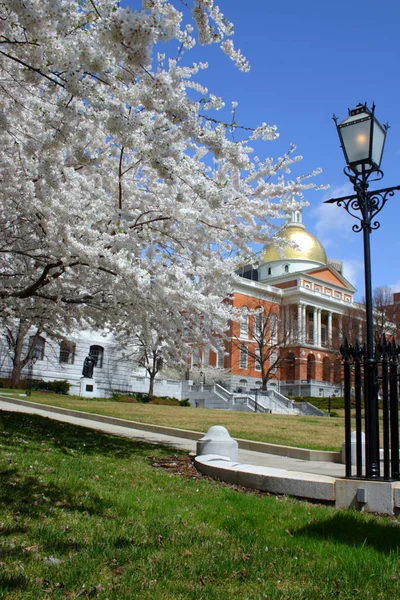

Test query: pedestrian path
[0,397,346,478]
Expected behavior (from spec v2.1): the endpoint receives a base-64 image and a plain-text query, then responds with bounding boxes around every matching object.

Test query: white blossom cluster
[0,0,321,366]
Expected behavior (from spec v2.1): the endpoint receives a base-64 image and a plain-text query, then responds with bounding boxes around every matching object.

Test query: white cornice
[232,277,283,299]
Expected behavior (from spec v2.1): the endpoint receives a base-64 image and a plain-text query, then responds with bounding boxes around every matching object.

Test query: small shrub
[179,398,191,407]
[1,378,26,389]
[32,379,70,394]
[152,396,179,405]
[329,411,340,418]
[118,395,137,403]
[135,393,150,404]
[291,396,345,410]
[111,392,122,402]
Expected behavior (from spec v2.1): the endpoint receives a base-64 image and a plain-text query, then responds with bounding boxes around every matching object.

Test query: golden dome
[262,224,327,264]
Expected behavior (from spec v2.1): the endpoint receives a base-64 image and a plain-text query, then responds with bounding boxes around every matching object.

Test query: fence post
[341,339,352,477]
[389,341,400,480]
[379,337,390,480]
[354,341,364,477]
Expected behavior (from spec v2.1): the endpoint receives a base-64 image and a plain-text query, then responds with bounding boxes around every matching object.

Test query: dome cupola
[259,204,327,279]
[263,204,326,265]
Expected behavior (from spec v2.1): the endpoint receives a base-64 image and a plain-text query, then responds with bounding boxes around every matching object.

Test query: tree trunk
[10,322,30,387]
[10,359,24,388]
[6,319,39,388]
[148,372,155,401]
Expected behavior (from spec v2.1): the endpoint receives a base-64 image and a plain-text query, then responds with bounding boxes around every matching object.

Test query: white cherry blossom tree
[0,0,322,385]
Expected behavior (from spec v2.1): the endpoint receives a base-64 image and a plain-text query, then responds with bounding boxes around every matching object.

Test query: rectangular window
[29,336,45,361]
[270,351,278,374]
[239,344,248,369]
[254,348,261,371]
[59,340,76,364]
[321,325,327,345]
[191,348,199,368]
[202,348,210,367]
[89,345,104,368]
[217,348,225,369]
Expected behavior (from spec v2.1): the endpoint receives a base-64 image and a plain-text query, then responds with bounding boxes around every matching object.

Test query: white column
[328,311,333,347]
[302,304,307,343]
[313,307,318,347]
[297,304,303,343]
[288,306,293,343]
[338,315,343,341]
[317,308,322,347]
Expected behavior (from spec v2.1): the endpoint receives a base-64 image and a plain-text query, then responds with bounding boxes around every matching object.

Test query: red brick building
[220,206,357,397]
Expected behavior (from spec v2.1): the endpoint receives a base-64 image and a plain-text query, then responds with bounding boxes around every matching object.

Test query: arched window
[307,354,316,382]
[333,358,342,384]
[322,357,331,382]
[253,308,263,338]
[284,352,295,382]
[268,267,272,275]
[270,314,278,344]
[89,345,104,368]
[29,335,45,361]
[284,264,289,273]
[59,340,76,364]
[240,307,249,337]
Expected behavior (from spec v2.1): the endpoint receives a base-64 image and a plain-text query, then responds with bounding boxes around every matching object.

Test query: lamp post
[250,387,259,412]
[26,356,37,396]
[326,103,400,479]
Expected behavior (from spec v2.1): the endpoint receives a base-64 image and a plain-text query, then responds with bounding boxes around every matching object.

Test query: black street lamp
[26,356,37,396]
[326,103,400,479]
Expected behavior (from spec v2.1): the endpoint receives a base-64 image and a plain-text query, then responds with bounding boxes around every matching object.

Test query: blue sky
[127,1,400,299]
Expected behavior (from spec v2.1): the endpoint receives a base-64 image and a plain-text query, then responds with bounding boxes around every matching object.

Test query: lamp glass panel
[339,117,371,166]
[371,120,386,168]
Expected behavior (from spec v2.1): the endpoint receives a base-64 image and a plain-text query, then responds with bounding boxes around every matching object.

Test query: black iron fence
[341,338,400,480]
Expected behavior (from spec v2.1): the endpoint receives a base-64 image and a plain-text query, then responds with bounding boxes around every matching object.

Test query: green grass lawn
[0,410,399,599]
[0,390,346,451]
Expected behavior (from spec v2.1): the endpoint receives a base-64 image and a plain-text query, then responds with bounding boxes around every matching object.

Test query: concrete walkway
[0,396,345,478]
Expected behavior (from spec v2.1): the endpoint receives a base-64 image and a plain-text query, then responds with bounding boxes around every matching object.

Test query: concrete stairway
[188,384,325,416]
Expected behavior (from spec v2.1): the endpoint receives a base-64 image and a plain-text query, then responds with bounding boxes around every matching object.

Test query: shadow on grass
[0,410,178,459]
[295,512,400,554]
[0,574,28,594]
[0,467,108,518]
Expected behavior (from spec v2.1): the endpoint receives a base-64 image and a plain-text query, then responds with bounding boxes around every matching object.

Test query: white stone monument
[197,425,238,461]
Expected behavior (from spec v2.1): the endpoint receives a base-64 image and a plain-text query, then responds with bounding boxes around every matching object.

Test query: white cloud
[341,259,363,290]
[388,280,400,293]
[312,183,355,250]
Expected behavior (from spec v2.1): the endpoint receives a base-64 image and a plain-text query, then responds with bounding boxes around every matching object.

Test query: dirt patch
[150,454,204,480]
[150,454,275,497]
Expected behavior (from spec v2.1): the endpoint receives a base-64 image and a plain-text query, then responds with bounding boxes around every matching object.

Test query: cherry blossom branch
[0,50,65,88]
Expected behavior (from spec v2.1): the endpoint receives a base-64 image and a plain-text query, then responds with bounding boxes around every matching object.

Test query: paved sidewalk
[0,397,346,478]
